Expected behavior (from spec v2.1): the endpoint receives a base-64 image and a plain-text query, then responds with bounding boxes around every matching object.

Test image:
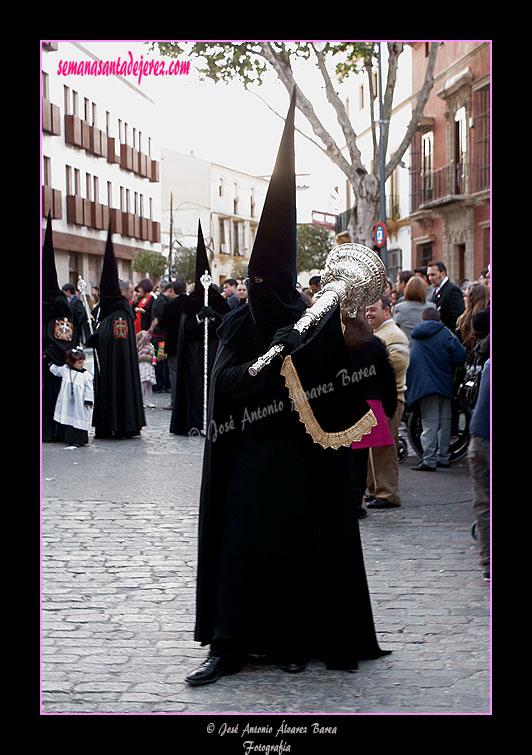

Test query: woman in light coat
[393,275,436,341]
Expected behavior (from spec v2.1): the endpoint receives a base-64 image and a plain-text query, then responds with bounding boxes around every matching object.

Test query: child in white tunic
[136,330,156,408]
[49,347,94,447]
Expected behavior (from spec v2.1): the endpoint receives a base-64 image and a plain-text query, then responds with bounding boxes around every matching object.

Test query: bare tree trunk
[347,172,380,247]
[348,42,439,249]
[179,41,440,256]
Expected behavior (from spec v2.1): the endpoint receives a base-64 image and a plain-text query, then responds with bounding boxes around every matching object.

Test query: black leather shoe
[412,462,436,471]
[437,461,450,468]
[185,656,242,686]
[279,661,307,673]
[367,499,400,509]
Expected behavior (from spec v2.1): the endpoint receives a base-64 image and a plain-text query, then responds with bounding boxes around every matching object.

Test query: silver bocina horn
[248,243,387,376]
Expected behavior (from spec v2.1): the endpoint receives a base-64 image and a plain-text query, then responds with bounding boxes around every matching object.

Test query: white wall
[160,148,269,280]
[42,40,162,285]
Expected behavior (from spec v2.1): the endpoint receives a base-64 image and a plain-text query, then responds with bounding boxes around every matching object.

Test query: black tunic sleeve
[216,358,271,402]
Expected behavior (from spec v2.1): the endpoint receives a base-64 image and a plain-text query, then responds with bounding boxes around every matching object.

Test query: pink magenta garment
[351,399,394,449]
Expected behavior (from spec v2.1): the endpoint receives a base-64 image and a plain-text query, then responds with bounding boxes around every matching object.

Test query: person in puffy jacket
[406,307,466,471]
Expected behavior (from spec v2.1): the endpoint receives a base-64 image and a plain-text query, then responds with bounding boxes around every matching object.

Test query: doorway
[68,252,79,286]
[456,243,465,284]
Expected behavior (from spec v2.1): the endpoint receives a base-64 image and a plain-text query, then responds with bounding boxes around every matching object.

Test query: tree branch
[256,42,357,183]
[247,89,332,160]
[381,43,404,168]
[365,54,379,171]
[310,43,364,172]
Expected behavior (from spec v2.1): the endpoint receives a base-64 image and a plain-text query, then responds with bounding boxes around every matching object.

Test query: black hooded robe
[170,220,229,435]
[42,306,76,442]
[90,308,145,438]
[191,90,388,670]
[194,303,390,668]
[170,299,227,436]
[42,214,76,442]
[89,228,145,439]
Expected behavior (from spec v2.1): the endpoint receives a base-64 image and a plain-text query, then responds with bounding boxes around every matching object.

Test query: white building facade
[41,41,162,290]
[161,148,270,286]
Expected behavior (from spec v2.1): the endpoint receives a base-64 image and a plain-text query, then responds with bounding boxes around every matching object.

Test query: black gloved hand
[269,325,302,354]
[197,305,215,321]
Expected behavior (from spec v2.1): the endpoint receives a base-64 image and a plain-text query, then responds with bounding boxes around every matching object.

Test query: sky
[82,41,348,216]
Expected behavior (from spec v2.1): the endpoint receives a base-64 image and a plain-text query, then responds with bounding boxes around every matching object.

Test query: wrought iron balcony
[410,160,489,213]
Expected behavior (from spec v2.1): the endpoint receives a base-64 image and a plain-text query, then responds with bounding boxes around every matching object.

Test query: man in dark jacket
[467,358,490,581]
[157,278,187,408]
[406,307,466,470]
[427,260,465,332]
[62,282,88,345]
[221,278,238,309]
[150,281,175,393]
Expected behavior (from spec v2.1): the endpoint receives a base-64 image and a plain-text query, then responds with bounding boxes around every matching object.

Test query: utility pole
[377,42,388,271]
[168,192,173,279]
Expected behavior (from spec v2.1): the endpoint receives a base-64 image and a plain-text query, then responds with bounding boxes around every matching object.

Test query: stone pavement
[41,380,491,719]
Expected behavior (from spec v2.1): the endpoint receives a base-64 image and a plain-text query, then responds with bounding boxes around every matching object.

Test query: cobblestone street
[41,384,491,720]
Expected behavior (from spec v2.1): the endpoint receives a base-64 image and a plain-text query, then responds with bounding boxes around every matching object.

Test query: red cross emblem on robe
[54,317,74,341]
[113,316,129,339]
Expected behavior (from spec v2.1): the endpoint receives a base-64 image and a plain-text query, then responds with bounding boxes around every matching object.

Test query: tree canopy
[172,246,197,283]
[296,223,334,274]
[132,249,167,279]
[151,41,439,249]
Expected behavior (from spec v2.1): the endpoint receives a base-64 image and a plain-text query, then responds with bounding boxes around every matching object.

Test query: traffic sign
[373,221,387,248]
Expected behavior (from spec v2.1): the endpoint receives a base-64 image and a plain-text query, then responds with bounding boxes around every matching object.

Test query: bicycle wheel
[448,404,471,462]
[397,435,408,464]
[406,404,471,464]
[406,410,423,458]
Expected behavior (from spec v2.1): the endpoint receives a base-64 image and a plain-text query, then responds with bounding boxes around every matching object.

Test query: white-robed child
[49,347,94,447]
[136,330,157,408]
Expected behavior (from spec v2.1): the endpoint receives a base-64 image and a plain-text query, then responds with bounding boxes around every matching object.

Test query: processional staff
[77,275,100,373]
[200,270,213,437]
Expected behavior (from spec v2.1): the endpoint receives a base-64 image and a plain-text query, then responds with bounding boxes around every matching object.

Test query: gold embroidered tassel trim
[280,355,377,450]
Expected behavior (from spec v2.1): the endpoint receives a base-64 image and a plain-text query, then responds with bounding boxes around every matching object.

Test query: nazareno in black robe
[42,213,77,442]
[89,304,145,438]
[171,219,230,436]
[170,295,227,436]
[89,227,145,439]
[42,297,76,442]
[193,301,391,669]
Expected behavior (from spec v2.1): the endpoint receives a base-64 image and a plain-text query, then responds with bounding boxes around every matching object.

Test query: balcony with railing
[410,160,489,214]
[64,114,159,181]
[61,193,160,243]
